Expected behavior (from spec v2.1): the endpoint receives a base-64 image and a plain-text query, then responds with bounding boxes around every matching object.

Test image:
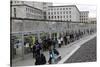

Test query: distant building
[89,18,96,23]
[80,11,89,23]
[11,0,89,22]
[46,5,80,22]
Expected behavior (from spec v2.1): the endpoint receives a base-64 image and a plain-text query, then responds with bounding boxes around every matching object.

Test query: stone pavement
[12,33,96,66]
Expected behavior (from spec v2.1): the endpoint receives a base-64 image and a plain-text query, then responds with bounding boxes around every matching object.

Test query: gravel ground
[64,37,97,63]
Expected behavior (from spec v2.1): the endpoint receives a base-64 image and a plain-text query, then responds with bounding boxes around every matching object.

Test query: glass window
[63,12,65,14]
[48,12,50,15]
[55,16,56,19]
[57,12,59,14]
[58,16,59,19]
[66,8,68,10]
[51,16,53,19]
[69,11,71,14]
[69,8,71,10]
[70,15,71,18]
[66,11,68,14]
[63,8,65,10]
[14,8,16,17]
[66,15,68,18]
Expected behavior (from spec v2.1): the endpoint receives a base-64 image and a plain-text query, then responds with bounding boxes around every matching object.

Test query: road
[64,37,97,63]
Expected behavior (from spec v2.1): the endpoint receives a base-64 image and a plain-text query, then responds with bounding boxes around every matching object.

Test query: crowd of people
[30,29,95,65]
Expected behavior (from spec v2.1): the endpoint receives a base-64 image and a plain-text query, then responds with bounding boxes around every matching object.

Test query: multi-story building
[80,11,89,23]
[11,0,45,19]
[46,5,80,22]
[89,18,96,23]
[32,1,53,11]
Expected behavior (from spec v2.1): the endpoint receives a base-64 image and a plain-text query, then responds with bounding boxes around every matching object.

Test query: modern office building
[46,5,80,22]
[80,11,89,23]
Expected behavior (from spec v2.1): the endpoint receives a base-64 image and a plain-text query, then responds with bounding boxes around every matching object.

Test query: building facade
[11,0,45,19]
[46,5,80,22]
[89,18,96,23]
[80,11,89,23]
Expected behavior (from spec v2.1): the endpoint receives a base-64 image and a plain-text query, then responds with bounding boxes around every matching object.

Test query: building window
[63,8,65,10]
[48,12,50,15]
[70,19,71,21]
[54,12,56,14]
[57,12,59,14]
[60,16,62,18]
[14,1,16,3]
[69,8,71,10]
[70,15,71,18]
[17,1,19,3]
[14,8,16,17]
[51,16,53,19]
[66,11,68,14]
[58,16,59,19]
[51,12,53,15]
[69,11,71,14]
[60,8,62,10]
[26,8,27,11]
[48,16,50,19]
[51,9,53,11]
[63,12,65,14]
[66,8,68,10]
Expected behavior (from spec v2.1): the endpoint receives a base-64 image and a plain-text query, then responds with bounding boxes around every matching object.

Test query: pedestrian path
[12,33,96,66]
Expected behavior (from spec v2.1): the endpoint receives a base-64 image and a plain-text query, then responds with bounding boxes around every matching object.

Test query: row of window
[80,19,88,21]
[80,16,88,17]
[11,1,24,3]
[26,13,43,19]
[48,8,71,11]
[26,7,43,14]
[48,11,71,15]
[80,13,88,15]
[48,15,71,19]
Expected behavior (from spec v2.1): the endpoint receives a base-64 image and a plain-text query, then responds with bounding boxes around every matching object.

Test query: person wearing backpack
[48,46,60,64]
[34,40,42,57]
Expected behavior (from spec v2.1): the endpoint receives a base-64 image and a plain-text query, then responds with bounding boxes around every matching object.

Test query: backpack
[54,49,59,55]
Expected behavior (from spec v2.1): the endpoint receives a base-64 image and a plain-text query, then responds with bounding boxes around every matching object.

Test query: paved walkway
[12,33,96,66]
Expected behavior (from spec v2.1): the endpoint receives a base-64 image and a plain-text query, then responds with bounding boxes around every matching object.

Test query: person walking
[34,40,42,57]
[48,46,60,64]
[58,38,61,48]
